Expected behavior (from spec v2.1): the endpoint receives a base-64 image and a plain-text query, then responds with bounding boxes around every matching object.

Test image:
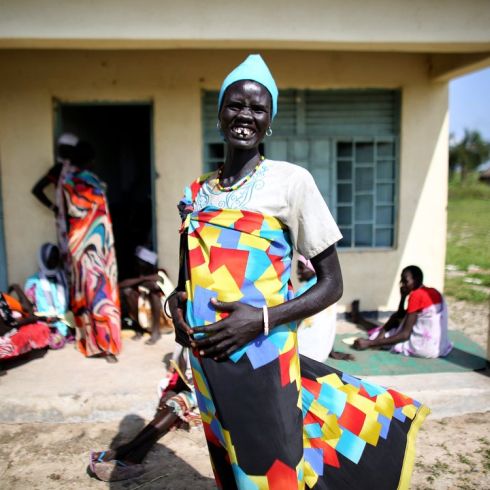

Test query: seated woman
[119,246,174,345]
[89,344,199,482]
[0,288,53,364]
[353,265,453,358]
[296,256,353,361]
[24,243,71,342]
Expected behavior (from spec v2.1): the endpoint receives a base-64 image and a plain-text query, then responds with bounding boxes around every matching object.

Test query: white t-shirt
[194,159,342,259]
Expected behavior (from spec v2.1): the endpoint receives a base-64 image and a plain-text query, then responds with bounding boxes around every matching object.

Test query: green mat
[327,330,487,376]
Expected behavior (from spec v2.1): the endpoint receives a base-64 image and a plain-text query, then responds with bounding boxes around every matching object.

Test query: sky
[449,66,490,143]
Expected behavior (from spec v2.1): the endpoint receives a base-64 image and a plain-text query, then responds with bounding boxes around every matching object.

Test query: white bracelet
[262,305,269,336]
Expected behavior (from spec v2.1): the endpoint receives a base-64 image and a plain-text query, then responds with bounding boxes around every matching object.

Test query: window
[336,140,397,247]
[202,89,400,248]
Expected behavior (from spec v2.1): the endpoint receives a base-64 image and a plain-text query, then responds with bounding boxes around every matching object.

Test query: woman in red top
[354,265,453,358]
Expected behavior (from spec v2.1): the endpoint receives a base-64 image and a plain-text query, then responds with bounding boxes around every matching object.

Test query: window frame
[202,88,401,250]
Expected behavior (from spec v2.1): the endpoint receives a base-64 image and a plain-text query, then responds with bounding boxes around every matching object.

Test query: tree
[449,129,490,182]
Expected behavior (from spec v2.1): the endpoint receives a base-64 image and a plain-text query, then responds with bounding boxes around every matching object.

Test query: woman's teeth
[232,127,253,137]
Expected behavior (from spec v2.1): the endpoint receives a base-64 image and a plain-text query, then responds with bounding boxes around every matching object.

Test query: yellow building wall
[0,50,448,310]
[1,0,490,51]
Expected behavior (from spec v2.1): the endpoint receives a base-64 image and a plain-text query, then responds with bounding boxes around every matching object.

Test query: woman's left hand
[191,298,263,360]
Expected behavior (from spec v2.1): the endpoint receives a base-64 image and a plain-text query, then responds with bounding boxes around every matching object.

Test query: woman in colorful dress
[169,54,429,489]
[353,265,453,358]
[64,141,121,362]
[31,132,79,281]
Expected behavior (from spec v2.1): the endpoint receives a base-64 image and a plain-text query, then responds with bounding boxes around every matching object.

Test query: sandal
[93,460,145,482]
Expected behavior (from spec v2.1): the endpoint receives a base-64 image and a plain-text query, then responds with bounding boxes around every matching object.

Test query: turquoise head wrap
[218,54,278,120]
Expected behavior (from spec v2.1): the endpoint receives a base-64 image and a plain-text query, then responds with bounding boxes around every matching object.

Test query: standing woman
[32,132,79,281]
[64,141,121,362]
[170,55,429,489]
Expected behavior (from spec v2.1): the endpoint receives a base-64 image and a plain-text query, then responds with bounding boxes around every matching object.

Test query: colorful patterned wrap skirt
[183,206,429,490]
[64,170,121,357]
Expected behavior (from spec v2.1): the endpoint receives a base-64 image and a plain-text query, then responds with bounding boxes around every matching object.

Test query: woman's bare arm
[32,174,57,213]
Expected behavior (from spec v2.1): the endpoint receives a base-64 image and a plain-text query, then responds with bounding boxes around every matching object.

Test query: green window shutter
[304,90,399,137]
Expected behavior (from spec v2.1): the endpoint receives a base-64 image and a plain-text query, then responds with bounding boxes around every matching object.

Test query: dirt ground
[0,298,488,489]
[0,412,489,489]
[446,297,489,352]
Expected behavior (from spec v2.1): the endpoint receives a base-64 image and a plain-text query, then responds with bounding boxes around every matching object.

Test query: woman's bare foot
[104,353,118,363]
[145,333,161,345]
[93,461,145,482]
[329,351,355,361]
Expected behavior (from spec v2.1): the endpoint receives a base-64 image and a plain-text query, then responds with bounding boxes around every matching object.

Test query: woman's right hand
[168,291,193,347]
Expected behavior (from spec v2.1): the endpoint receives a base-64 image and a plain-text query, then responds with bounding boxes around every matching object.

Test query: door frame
[0,153,7,290]
[53,99,158,253]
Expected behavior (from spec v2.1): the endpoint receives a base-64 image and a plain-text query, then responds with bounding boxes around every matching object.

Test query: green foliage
[445,175,490,303]
[449,129,490,182]
[448,173,490,200]
[444,276,489,303]
[446,198,490,270]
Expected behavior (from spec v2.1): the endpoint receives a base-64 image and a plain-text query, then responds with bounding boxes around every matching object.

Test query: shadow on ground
[89,413,215,489]
[0,348,48,372]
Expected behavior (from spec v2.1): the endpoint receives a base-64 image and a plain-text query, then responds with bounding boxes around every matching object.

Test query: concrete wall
[0,49,448,310]
[1,0,489,52]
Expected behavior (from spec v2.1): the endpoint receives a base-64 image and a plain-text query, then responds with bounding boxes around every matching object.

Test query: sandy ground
[0,412,489,489]
[0,298,488,489]
[446,297,489,352]
[412,412,490,490]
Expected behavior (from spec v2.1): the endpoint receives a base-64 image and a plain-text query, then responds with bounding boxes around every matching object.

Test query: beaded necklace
[216,155,265,192]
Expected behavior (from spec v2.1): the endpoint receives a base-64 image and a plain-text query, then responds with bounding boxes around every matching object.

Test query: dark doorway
[56,103,155,280]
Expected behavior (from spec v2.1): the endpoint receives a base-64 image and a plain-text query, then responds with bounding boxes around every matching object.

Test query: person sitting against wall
[352,265,453,358]
[24,243,72,346]
[296,255,353,361]
[0,285,63,369]
[119,246,174,345]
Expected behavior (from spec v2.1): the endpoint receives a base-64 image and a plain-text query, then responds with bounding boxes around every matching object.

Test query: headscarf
[218,54,279,120]
[135,246,158,266]
[56,132,79,164]
[57,132,78,147]
[38,243,60,278]
[37,243,69,308]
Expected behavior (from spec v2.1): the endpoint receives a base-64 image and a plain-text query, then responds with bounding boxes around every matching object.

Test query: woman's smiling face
[219,80,272,150]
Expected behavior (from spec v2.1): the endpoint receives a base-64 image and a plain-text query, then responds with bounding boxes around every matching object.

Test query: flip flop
[89,450,108,473]
[93,461,145,482]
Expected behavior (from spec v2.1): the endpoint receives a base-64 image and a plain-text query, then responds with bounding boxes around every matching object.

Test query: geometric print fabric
[181,196,429,489]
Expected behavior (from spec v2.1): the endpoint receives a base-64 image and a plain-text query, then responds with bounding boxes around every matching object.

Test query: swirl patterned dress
[64,169,121,357]
[179,161,429,490]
